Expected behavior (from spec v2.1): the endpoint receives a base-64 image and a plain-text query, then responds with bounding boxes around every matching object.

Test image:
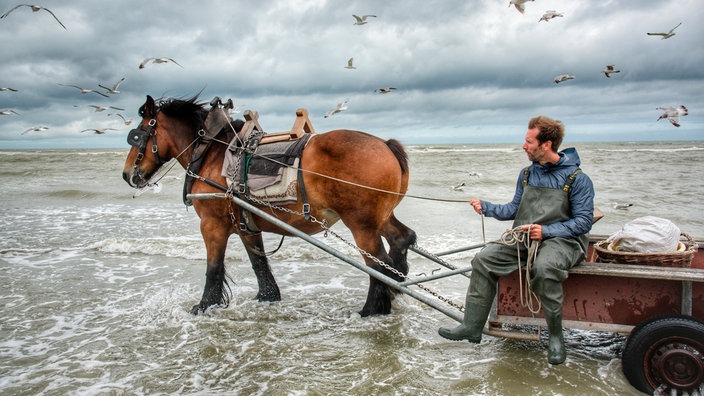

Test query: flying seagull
[374,87,396,94]
[603,65,620,78]
[81,128,117,135]
[0,87,19,92]
[324,99,348,118]
[21,125,49,135]
[352,14,376,25]
[58,83,109,97]
[0,4,66,29]
[509,0,534,14]
[139,57,183,69]
[647,22,682,39]
[88,105,125,112]
[554,74,575,84]
[345,57,356,69]
[108,113,133,125]
[451,182,466,191]
[539,10,563,22]
[98,77,125,94]
[656,105,688,127]
[0,109,20,116]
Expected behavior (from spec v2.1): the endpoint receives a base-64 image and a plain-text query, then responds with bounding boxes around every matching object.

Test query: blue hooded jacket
[481,147,595,240]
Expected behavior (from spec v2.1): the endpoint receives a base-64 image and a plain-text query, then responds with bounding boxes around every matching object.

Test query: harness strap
[297,165,311,220]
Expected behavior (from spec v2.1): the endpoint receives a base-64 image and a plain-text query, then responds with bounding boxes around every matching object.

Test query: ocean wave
[590,146,703,153]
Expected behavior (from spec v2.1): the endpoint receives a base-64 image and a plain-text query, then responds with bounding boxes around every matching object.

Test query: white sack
[606,216,681,253]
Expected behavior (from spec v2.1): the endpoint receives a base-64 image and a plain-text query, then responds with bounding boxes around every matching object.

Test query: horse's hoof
[256,289,281,302]
[190,304,207,315]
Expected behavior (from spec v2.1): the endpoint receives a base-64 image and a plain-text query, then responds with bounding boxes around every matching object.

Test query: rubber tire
[622,314,704,394]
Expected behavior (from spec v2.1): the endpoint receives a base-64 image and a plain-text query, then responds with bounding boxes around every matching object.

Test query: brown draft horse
[122,95,416,316]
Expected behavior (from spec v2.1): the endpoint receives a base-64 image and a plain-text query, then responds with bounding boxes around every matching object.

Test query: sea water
[1,141,702,395]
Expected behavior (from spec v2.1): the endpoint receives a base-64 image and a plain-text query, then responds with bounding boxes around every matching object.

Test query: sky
[0,0,703,149]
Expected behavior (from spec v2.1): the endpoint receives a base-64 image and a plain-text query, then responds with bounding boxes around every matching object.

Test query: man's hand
[469,199,482,214]
[519,224,543,240]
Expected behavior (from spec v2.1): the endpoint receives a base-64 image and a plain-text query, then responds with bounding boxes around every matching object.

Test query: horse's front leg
[240,232,281,302]
[191,219,232,315]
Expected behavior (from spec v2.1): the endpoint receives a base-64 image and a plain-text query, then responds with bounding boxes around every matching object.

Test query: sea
[1,141,702,395]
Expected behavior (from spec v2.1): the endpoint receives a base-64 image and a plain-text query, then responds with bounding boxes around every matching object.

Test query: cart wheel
[622,315,704,394]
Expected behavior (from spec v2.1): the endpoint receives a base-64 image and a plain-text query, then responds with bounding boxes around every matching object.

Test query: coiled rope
[497,226,542,314]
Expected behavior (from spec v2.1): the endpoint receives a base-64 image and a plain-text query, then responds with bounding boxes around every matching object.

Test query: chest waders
[439,169,587,365]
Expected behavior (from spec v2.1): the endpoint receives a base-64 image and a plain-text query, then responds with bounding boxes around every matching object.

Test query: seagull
[1,4,66,29]
[451,182,466,191]
[0,109,20,116]
[374,87,397,94]
[58,83,109,97]
[656,105,688,127]
[345,57,356,69]
[81,128,116,135]
[539,10,563,22]
[603,65,620,78]
[98,77,125,94]
[21,125,49,135]
[468,172,482,178]
[88,105,125,112]
[554,74,575,84]
[139,57,183,69]
[612,202,634,210]
[647,22,682,39]
[108,113,133,125]
[0,87,19,92]
[324,99,348,118]
[509,0,534,14]
[352,14,376,25]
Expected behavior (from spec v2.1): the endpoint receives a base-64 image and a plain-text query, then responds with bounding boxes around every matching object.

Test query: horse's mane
[156,95,208,130]
[147,95,244,140]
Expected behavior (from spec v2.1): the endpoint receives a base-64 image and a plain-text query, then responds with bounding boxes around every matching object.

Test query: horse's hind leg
[240,232,281,302]
[381,214,417,277]
[349,227,399,317]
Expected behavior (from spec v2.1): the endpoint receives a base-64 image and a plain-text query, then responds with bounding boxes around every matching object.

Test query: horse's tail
[385,139,409,175]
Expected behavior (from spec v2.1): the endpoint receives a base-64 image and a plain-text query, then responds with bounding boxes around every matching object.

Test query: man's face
[523,127,549,163]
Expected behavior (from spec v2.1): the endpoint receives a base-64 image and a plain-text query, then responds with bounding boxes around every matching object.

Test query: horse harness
[127,116,166,168]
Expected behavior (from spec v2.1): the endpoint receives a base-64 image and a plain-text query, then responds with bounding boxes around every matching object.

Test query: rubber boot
[545,311,566,365]
[438,304,491,343]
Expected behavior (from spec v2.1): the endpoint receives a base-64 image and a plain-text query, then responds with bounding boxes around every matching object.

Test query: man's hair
[528,115,565,151]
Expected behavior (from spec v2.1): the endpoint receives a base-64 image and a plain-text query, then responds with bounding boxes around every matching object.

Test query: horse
[122,95,417,317]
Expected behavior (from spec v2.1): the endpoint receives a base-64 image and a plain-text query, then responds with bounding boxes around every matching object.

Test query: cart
[482,235,704,394]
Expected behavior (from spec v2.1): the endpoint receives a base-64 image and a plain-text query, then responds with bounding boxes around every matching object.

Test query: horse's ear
[144,95,156,118]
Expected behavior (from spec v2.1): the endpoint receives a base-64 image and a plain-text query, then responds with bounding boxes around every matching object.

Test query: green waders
[439,183,588,365]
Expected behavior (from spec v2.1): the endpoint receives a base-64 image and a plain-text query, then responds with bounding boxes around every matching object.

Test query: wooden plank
[570,261,704,282]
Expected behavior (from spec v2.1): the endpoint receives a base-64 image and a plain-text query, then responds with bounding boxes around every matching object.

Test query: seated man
[438,115,594,365]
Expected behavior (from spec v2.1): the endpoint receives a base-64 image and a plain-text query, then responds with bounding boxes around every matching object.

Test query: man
[438,115,594,365]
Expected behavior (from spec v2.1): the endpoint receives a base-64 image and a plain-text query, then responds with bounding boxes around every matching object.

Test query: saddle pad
[222,134,312,203]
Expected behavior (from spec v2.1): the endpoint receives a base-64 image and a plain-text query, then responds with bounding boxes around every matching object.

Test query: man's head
[523,116,564,164]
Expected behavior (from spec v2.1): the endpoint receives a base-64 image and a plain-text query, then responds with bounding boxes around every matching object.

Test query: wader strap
[562,169,583,192]
[521,167,530,186]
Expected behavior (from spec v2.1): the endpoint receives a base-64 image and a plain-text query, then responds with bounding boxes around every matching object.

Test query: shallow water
[1,142,702,395]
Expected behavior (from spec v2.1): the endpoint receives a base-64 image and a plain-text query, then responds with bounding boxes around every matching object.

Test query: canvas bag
[606,216,681,253]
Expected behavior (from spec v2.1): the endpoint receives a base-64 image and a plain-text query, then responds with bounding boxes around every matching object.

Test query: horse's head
[122,95,168,188]
[122,95,207,188]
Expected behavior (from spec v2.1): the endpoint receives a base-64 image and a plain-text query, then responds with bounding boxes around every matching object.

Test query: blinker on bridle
[127,117,165,166]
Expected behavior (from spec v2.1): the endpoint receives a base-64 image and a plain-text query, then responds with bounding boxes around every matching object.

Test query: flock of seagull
[0,4,693,135]
[506,1,688,128]
[0,4,188,136]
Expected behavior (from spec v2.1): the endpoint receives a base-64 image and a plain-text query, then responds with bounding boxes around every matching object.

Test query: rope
[497,226,542,314]
[210,110,469,204]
